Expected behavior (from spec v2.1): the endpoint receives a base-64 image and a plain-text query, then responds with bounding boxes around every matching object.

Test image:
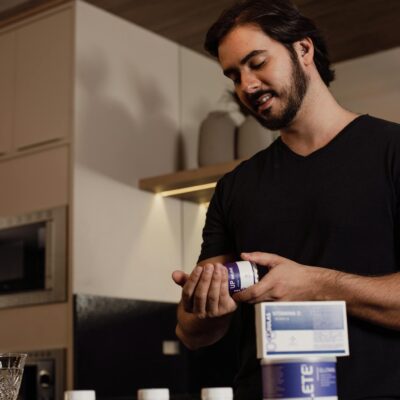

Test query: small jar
[201,387,233,400]
[224,261,266,295]
[137,388,169,400]
[64,391,96,400]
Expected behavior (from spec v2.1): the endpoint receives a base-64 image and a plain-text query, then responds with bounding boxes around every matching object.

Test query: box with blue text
[255,301,349,359]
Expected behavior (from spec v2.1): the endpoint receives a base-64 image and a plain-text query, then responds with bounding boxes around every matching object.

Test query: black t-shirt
[198,115,400,400]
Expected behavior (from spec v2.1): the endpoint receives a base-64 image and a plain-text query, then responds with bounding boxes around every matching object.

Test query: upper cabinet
[14,9,73,150]
[0,8,73,155]
[0,31,15,155]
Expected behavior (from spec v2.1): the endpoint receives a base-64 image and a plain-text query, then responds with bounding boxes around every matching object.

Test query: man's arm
[317,268,400,330]
[234,252,400,330]
[172,254,236,350]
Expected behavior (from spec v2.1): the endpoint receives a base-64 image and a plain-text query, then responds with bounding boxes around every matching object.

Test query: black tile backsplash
[73,294,238,400]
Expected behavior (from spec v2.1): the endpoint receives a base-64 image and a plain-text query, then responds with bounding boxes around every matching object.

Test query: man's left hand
[232,251,330,303]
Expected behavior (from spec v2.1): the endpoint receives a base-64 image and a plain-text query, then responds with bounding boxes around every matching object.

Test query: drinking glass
[0,353,27,400]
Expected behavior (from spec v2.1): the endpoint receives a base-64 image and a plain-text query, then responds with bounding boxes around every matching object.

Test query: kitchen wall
[73,1,182,302]
[331,47,400,124]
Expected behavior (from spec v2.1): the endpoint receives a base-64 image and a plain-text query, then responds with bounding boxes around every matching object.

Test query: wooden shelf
[139,159,244,203]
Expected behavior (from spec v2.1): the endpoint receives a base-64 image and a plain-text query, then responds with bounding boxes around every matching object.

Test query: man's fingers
[206,264,222,316]
[241,251,282,267]
[219,264,231,303]
[232,279,273,303]
[172,270,189,287]
[232,287,253,303]
[181,266,203,312]
[193,264,214,317]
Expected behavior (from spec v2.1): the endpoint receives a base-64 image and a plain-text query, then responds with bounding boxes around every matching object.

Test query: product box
[255,301,349,359]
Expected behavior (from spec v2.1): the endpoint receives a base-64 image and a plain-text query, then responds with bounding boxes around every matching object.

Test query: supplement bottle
[137,388,169,400]
[201,387,233,400]
[224,261,267,295]
[261,358,338,400]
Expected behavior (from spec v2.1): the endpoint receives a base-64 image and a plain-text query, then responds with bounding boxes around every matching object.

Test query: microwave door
[0,222,46,293]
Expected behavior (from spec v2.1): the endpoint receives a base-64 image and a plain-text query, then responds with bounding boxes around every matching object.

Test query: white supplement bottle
[201,387,233,400]
[137,388,169,400]
[224,261,267,294]
[64,390,96,400]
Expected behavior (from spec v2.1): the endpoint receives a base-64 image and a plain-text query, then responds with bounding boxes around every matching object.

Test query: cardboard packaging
[255,301,349,359]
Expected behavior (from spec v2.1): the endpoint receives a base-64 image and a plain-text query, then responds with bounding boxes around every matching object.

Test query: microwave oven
[0,206,67,308]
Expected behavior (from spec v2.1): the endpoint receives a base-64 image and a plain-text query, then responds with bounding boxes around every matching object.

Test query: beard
[245,52,309,131]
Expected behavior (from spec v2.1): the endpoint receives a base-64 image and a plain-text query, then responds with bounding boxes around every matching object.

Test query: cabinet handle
[16,137,62,151]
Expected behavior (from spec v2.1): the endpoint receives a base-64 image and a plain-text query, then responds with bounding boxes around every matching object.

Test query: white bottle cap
[201,387,233,400]
[64,390,96,400]
[137,388,170,400]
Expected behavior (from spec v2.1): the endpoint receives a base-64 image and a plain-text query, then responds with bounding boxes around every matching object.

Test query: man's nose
[241,74,261,94]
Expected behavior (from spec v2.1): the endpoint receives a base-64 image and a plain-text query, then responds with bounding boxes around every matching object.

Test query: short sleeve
[198,178,234,262]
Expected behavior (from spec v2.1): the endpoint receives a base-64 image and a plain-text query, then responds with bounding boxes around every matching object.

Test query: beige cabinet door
[0,146,69,216]
[0,31,15,155]
[14,9,73,150]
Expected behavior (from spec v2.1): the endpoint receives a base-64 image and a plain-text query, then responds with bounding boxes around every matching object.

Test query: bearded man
[172,1,400,399]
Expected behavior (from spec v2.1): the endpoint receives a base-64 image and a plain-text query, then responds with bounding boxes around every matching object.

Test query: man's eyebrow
[223,49,268,77]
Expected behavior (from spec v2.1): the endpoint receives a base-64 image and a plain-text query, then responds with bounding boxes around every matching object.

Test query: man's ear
[297,38,314,65]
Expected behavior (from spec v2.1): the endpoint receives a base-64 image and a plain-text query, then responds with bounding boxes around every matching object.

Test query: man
[172,0,400,399]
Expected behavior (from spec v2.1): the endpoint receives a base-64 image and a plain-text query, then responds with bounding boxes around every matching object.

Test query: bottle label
[262,360,337,399]
[224,261,257,294]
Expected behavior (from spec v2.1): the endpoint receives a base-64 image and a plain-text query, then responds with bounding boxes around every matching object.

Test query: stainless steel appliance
[18,349,65,400]
[0,206,67,308]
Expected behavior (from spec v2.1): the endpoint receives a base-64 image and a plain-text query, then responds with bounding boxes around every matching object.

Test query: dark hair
[204,0,335,86]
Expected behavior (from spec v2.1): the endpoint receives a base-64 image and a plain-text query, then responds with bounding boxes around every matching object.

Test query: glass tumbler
[0,353,27,400]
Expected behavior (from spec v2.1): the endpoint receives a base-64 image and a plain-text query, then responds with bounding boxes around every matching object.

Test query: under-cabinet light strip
[160,182,217,197]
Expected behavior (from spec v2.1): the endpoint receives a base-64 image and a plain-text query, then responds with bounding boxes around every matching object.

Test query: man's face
[218,24,309,130]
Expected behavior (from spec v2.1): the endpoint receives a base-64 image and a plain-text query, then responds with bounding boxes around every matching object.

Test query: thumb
[241,251,282,268]
[172,270,189,287]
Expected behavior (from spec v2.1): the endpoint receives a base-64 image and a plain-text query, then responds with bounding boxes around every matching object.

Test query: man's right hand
[172,262,237,320]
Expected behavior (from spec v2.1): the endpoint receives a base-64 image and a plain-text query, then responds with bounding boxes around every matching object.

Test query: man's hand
[172,263,237,319]
[233,251,329,303]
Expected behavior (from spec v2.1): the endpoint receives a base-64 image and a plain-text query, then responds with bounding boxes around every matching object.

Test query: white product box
[255,301,349,359]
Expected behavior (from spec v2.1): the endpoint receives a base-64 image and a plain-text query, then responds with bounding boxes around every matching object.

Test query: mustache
[246,89,277,110]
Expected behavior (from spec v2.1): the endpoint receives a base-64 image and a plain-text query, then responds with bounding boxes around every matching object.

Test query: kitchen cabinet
[14,9,73,150]
[0,8,72,156]
[0,145,69,216]
[0,31,15,155]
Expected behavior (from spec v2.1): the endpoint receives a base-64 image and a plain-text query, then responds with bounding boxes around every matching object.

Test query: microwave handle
[45,219,54,290]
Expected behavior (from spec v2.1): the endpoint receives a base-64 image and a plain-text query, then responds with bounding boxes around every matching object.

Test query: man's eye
[229,75,240,85]
[250,61,265,70]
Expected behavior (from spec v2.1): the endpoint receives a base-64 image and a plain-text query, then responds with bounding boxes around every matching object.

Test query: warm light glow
[160,182,217,197]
